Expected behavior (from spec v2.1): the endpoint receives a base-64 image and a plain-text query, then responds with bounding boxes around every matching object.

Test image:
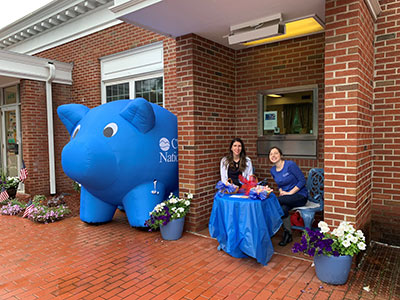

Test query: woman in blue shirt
[269,147,307,246]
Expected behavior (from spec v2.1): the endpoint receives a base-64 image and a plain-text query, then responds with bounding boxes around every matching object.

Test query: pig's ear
[120,98,155,133]
[57,104,90,135]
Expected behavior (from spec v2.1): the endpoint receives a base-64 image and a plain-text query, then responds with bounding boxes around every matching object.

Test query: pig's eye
[103,122,118,137]
[72,124,80,138]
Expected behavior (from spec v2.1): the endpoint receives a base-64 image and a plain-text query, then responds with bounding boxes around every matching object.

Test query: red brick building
[0,0,398,245]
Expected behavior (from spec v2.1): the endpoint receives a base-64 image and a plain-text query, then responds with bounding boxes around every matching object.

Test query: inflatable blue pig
[57,98,178,227]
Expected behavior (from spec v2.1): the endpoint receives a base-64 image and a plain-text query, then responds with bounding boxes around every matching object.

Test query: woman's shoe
[278,230,293,246]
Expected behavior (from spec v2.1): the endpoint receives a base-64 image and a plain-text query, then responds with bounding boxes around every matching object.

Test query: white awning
[0,49,72,85]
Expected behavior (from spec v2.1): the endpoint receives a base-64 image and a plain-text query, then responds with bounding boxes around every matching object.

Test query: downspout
[46,62,56,194]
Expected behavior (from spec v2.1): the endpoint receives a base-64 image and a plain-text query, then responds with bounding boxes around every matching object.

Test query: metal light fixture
[243,15,324,46]
[228,13,284,45]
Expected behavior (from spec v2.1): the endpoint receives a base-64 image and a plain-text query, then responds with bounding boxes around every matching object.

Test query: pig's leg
[122,181,166,227]
[80,187,117,224]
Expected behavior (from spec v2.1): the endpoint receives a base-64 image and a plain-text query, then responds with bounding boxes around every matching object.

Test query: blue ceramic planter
[160,217,185,240]
[314,254,352,285]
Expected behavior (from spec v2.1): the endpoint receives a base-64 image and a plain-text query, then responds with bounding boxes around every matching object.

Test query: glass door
[0,85,21,178]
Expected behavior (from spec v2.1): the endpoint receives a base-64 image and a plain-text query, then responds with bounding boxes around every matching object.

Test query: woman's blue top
[270,160,308,198]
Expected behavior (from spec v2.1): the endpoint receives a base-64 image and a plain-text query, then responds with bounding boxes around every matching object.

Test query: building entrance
[0,85,21,178]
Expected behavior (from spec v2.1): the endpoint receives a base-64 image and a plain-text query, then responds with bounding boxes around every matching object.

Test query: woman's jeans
[278,193,307,232]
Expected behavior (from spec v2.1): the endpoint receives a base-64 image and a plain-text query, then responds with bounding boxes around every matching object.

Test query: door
[1,85,21,178]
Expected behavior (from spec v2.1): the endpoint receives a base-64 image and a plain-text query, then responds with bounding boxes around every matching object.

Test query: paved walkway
[0,211,397,300]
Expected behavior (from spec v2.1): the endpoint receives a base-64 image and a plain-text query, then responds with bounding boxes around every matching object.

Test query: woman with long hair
[220,138,253,187]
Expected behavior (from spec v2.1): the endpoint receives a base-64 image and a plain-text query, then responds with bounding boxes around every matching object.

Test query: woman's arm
[220,157,228,183]
[243,157,253,179]
[280,161,306,195]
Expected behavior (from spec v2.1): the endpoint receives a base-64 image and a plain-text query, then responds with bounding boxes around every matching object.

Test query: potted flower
[292,221,367,285]
[0,174,21,198]
[145,192,192,240]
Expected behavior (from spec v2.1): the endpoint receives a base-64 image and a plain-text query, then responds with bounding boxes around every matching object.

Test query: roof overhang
[110,0,326,49]
[0,49,73,85]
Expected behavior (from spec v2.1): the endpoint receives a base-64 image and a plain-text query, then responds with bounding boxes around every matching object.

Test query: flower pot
[160,217,185,240]
[314,254,352,285]
[6,188,17,199]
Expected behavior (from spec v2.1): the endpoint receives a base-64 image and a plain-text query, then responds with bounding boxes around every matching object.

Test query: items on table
[249,185,274,201]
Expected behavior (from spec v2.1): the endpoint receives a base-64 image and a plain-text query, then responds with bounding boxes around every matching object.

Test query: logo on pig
[159,137,178,163]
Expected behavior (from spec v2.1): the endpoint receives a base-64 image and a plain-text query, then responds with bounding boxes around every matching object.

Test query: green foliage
[0,170,20,190]
[27,204,71,223]
[73,181,81,193]
[33,195,47,204]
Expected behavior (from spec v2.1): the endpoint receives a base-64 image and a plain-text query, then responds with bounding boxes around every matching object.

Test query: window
[100,42,164,105]
[135,77,163,106]
[104,76,164,105]
[257,85,318,158]
[106,83,129,102]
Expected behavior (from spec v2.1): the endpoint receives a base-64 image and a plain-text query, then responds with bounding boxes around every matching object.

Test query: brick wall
[24,6,398,238]
[30,22,176,197]
[175,34,236,231]
[235,34,325,185]
[52,83,73,193]
[38,23,175,109]
[373,0,400,244]
[20,80,50,195]
[324,0,374,231]
[174,33,325,231]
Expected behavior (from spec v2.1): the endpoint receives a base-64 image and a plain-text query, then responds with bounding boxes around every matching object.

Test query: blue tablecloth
[209,192,284,265]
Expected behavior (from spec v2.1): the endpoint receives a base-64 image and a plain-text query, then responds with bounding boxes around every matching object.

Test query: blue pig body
[57,98,178,227]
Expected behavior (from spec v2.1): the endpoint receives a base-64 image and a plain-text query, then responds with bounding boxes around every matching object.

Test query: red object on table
[238,175,258,195]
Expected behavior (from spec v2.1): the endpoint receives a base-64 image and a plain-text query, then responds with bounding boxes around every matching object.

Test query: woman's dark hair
[268,146,283,156]
[225,138,247,171]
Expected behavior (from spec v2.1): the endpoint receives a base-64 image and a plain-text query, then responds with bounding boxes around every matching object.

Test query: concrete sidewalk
[0,211,397,299]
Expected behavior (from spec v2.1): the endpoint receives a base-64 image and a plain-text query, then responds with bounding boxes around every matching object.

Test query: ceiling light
[267,94,282,98]
[228,13,284,45]
[243,15,324,46]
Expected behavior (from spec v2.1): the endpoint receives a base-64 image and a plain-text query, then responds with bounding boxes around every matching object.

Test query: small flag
[19,160,28,182]
[22,204,34,218]
[0,187,9,202]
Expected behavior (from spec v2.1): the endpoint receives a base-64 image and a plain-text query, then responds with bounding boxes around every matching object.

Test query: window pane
[106,83,129,102]
[135,81,142,93]
[262,90,314,135]
[134,77,163,106]
[4,86,17,105]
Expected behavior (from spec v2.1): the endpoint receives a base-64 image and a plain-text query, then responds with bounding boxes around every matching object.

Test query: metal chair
[291,168,324,230]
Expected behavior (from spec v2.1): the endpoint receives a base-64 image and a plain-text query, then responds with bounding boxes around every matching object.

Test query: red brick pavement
[0,211,395,299]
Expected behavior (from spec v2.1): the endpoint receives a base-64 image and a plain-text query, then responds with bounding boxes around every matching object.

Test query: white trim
[0,0,119,55]
[0,50,72,85]
[6,11,122,55]
[46,63,56,194]
[100,42,163,82]
[100,42,164,103]
[0,80,20,89]
[110,0,163,15]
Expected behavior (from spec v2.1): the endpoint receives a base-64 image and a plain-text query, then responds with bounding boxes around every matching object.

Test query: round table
[209,192,284,265]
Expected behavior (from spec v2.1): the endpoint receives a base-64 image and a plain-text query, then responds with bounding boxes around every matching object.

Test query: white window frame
[100,42,164,105]
[102,72,164,105]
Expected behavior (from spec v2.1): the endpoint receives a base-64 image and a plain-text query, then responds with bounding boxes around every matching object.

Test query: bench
[291,168,324,230]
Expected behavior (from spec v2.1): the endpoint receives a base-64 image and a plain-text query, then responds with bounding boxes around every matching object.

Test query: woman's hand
[279,186,300,196]
[279,190,291,196]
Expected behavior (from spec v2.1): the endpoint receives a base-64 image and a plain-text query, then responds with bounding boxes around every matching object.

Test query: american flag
[22,203,34,218]
[19,160,28,182]
[0,187,9,202]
